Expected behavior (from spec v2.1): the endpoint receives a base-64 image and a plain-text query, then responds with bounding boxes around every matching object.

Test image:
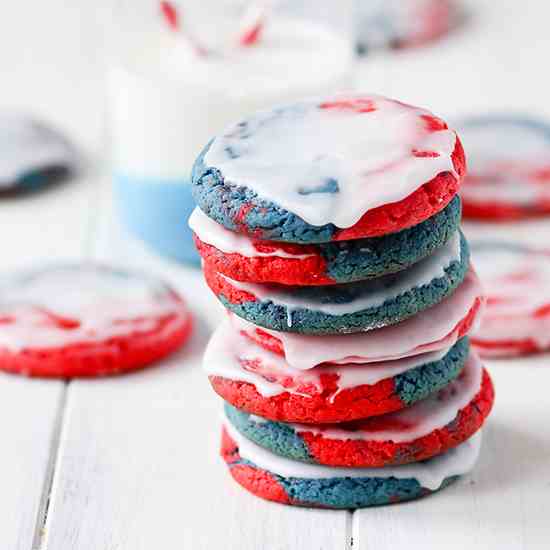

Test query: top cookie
[192,94,465,244]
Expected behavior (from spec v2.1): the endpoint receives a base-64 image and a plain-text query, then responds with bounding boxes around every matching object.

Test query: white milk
[108,14,354,264]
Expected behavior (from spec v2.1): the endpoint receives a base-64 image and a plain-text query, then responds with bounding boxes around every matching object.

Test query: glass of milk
[108,0,355,265]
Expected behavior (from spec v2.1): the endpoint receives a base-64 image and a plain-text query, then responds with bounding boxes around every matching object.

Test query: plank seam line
[345,510,354,549]
[30,383,69,550]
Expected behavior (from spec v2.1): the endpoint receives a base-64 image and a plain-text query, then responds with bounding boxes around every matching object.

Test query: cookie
[0,264,193,377]
[470,241,550,357]
[192,94,465,244]
[221,421,482,509]
[0,114,76,192]
[204,231,469,334]
[190,195,462,286]
[224,351,493,467]
[204,318,470,423]
[231,267,483,369]
[457,116,550,220]
[356,0,458,55]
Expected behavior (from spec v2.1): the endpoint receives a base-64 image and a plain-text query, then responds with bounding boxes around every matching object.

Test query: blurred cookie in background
[0,113,77,194]
[356,0,460,55]
[457,116,550,220]
[471,241,550,358]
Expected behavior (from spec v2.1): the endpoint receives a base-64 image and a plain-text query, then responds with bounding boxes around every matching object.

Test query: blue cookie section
[228,457,458,509]
[224,338,469,464]
[114,175,200,266]
[320,196,461,283]
[192,141,341,244]
[218,232,470,335]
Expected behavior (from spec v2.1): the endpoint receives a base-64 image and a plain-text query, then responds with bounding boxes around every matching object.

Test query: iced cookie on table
[192,94,465,244]
[224,352,494,467]
[204,232,470,334]
[471,241,550,357]
[190,196,462,285]
[204,319,470,423]
[0,114,77,193]
[457,116,550,220]
[221,420,482,509]
[356,0,459,55]
[0,264,192,377]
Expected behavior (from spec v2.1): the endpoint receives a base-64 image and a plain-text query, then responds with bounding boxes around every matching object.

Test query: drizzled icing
[472,242,550,346]
[189,207,314,259]
[205,94,458,227]
[224,419,482,490]
[457,117,550,205]
[204,319,451,398]
[0,264,187,350]
[221,231,461,317]
[279,352,483,443]
[229,267,481,370]
[0,114,76,188]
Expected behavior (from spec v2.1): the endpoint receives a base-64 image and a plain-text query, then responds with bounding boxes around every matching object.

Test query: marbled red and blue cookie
[0,114,77,193]
[190,196,462,286]
[457,116,550,220]
[233,267,483,369]
[192,94,465,244]
[470,241,550,357]
[224,352,493,467]
[221,420,482,509]
[204,231,469,334]
[0,264,192,378]
[203,318,470,423]
[356,0,459,55]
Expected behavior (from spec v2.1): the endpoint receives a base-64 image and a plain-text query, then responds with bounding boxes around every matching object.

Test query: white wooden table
[2,1,550,549]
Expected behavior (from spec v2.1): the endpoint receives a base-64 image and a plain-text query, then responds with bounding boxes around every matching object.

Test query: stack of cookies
[190,94,494,509]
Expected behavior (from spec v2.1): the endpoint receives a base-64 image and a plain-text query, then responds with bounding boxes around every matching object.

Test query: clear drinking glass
[107,0,355,264]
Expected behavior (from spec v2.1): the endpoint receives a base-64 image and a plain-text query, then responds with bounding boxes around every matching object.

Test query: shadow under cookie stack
[190,94,495,509]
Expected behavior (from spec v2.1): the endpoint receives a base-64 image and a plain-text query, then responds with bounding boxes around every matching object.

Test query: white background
[1,1,550,549]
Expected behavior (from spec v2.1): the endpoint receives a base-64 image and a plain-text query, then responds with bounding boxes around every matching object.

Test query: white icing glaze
[222,231,461,317]
[458,119,550,205]
[0,265,186,350]
[289,352,483,443]
[472,245,550,346]
[204,319,451,398]
[231,268,482,370]
[224,418,482,490]
[205,94,458,227]
[189,207,314,259]
[0,114,75,188]
[110,16,353,178]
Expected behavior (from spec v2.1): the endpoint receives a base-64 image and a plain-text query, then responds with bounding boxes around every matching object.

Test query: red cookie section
[204,265,256,305]
[471,337,542,358]
[221,427,291,505]
[462,199,550,221]
[210,374,405,424]
[333,136,466,240]
[0,310,193,378]
[194,235,334,286]
[301,369,494,467]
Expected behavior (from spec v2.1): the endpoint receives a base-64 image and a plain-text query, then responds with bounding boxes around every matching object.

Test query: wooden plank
[353,361,550,550]
[43,186,348,549]
[0,378,63,550]
[43,301,348,549]
[0,0,103,538]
